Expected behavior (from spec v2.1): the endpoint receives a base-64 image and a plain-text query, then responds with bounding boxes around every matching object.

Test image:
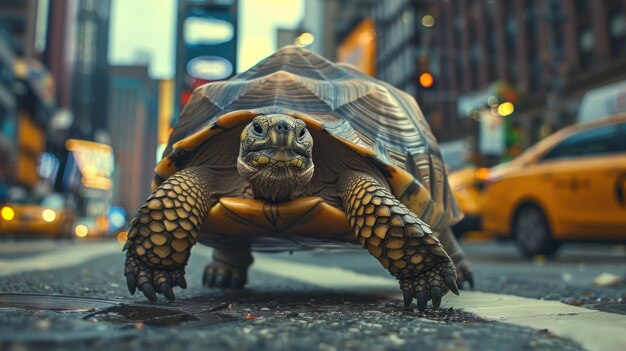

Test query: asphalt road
[0,237,624,351]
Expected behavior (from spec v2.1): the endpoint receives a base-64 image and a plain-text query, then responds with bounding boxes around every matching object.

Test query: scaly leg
[203,246,253,288]
[123,167,215,301]
[338,171,459,311]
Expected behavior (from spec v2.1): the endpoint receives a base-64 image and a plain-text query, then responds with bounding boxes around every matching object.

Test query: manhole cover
[84,304,235,327]
[0,293,121,312]
[0,293,236,327]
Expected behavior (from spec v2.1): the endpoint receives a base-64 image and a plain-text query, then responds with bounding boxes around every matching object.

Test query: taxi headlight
[1,206,15,221]
[75,224,88,237]
[42,209,57,223]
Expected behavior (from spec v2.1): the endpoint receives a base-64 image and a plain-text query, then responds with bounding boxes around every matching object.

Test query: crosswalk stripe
[0,242,121,276]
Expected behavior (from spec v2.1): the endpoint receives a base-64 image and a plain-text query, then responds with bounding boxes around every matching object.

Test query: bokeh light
[41,209,56,223]
[421,15,435,27]
[117,231,128,244]
[1,207,15,221]
[497,102,515,116]
[75,224,89,237]
[295,32,315,47]
[419,72,434,88]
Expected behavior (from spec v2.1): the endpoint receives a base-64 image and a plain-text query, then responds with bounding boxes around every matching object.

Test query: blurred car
[448,166,489,236]
[0,194,77,238]
[480,114,626,257]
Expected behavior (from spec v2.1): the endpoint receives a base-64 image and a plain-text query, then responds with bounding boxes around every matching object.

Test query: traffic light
[417,55,435,88]
[419,72,434,88]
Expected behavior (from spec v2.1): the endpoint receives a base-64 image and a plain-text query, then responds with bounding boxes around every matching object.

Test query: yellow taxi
[0,196,77,238]
[448,166,489,235]
[480,114,626,256]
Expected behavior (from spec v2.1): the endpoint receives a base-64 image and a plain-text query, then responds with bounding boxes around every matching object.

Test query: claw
[415,292,428,311]
[175,275,187,289]
[403,290,413,310]
[159,283,175,301]
[126,274,136,295]
[141,284,158,302]
[431,287,442,309]
[444,274,460,296]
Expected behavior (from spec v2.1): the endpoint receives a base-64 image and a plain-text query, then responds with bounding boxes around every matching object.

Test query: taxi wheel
[513,204,560,258]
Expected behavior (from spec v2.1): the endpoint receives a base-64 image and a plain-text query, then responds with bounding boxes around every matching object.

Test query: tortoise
[123,46,473,311]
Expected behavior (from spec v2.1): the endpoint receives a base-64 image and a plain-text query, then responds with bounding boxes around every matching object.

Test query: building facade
[375,0,476,143]
[0,24,15,201]
[276,28,298,49]
[0,0,56,191]
[0,0,39,58]
[108,65,158,213]
[301,0,374,59]
[374,0,626,164]
[68,0,111,141]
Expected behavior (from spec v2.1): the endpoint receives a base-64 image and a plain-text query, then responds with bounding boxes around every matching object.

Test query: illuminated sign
[176,4,237,114]
[65,139,114,191]
[184,16,235,45]
[187,56,234,81]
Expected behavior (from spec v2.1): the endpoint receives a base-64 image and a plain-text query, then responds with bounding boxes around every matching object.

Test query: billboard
[176,1,238,113]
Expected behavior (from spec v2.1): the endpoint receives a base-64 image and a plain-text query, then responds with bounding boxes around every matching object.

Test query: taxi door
[539,121,626,239]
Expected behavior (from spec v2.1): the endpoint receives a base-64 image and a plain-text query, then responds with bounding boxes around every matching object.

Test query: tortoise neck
[251,183,298,202]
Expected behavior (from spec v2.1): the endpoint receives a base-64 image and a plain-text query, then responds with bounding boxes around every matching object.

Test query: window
[505,13,517,81]
[574,0,593,70]
[578,26,594,69]
[541,123,626,160]
[608,4,626,57]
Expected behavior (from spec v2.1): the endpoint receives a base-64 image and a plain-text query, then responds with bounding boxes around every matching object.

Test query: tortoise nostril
[275,121,289,134]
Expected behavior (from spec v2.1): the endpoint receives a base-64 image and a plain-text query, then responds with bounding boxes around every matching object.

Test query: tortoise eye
[252,122,263,135]
[298,127,307,139]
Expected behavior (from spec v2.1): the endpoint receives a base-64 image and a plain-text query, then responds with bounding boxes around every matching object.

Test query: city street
[0,238,624,350]
[3,1,626,351]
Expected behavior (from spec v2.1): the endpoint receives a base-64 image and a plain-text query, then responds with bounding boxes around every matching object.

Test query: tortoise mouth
[257,147,306,161]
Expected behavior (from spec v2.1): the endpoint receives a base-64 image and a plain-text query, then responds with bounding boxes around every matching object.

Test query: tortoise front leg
[338,172,459,311]
[123,167,215,301]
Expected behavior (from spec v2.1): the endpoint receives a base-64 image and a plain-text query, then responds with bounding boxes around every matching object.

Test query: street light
[421,15,435,27]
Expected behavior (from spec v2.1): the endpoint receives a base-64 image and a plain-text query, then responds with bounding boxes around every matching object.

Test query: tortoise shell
[155,46,462,242]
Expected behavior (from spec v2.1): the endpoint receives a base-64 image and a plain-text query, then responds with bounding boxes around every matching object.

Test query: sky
[108,0,304,79]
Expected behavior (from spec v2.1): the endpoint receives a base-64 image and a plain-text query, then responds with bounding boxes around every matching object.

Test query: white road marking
[0,242,122,276]
[0,240,76,254]
[248,255,626,351]
[1,241,624,350]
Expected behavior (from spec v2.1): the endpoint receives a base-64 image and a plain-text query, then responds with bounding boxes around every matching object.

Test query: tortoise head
[237,114,314,201]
